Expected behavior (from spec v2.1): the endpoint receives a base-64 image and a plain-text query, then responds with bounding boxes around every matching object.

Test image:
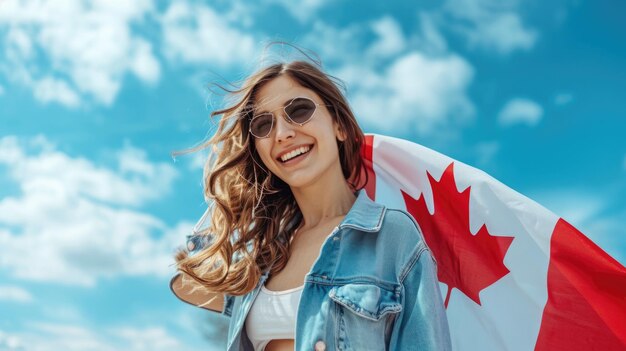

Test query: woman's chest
[265,222,340,291]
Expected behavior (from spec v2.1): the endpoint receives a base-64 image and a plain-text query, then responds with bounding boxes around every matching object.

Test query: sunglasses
[249,96,324,139]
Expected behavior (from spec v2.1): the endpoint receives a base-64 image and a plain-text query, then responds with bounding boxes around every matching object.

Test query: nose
[273,112,295,143]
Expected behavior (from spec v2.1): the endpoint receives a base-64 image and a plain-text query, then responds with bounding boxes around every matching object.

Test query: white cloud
[220,0,257,28]
[0,324,193,351]
[0,0,161,107]
[129,39,161,84]
[337,51,474,135]
[0,136,178,208]
[474,141,500,167]
[0,285,33,303]
[161,2,257,67]
[554,92,573,106]
[5,27,33,58]
[32,77,80,107]
[366,16,406,59]
[265,0,330,23]
[443,0,538,54]
[0,330,24,351]
[304,14,446,64]
[298,18,474,137]
[40,305,84,324]
[417,12,449,54]
[0,84,4,95]
[466,12,537,54]
[0,135,194,286]
[188,149,209,171]
[304,15,433,64]
[301,21,363,64]
[112,327,182,350]
[498,98,543,127]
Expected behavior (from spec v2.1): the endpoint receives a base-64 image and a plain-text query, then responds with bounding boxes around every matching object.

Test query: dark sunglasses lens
[251,113,273,137]
[286,98,316,124]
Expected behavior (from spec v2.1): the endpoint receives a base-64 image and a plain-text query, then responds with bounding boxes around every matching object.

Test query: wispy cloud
[0,285,33,303]
[0,323,194,351]
[338,52,474,136]
[187,149,210,171]
[111,327,184,351]
[416,12,449,54]
[304,14,448,65]
[474,141,500,167]
[40,305,85,324]
[443,0,538,55]
[554,92,574,106]
[160,2,257,68]
[302,21,363,64]
[0,330,24,350]
[0,0,160,107]
[0,135,193,286]
[498,98,543,127]
[265,0,331,23]
[32,77,80,108]
[366,16,406,59]
[300,16,474,137]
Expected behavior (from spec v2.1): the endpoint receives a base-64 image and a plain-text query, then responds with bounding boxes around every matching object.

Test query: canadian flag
[360,133,626,350]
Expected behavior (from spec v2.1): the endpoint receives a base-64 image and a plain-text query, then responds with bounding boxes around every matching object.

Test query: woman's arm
[169,234,233,316]
[170,273,227,313]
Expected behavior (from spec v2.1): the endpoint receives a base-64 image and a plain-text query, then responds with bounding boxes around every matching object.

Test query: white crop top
[245,283,304,351]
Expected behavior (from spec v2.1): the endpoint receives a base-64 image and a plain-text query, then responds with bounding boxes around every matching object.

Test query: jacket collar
[337,188,386,232]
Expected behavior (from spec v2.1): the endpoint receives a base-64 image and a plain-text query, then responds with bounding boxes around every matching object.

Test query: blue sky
[0,0,624,350]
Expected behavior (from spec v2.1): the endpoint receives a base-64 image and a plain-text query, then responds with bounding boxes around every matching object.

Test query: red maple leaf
[403,162,514,308]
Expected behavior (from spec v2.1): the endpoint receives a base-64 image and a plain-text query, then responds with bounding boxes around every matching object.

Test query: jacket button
[187,241,195,251]
[314,340,326,351]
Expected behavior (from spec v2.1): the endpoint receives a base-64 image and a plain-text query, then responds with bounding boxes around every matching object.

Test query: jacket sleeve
[388,244,452,350]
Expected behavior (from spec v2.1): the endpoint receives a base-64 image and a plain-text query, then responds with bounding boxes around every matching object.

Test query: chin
[282,174,319,190]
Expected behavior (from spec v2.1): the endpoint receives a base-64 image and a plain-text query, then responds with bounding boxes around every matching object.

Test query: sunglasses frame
[248,96,325,139]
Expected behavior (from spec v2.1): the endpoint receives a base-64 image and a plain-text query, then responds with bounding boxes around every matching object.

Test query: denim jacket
[171,189,451,350]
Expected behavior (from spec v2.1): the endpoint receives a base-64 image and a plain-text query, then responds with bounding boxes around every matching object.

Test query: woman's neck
[291,181,356,231]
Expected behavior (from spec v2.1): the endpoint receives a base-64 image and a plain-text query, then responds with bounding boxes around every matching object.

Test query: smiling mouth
[278,144,314,163]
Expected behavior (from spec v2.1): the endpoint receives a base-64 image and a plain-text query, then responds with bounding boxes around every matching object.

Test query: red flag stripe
[535,219,626,350]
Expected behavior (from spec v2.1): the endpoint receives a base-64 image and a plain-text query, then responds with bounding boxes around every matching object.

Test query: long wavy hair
[174,60,368,296]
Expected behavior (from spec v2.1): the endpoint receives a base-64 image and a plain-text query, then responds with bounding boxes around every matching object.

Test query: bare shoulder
[170,233,228,314]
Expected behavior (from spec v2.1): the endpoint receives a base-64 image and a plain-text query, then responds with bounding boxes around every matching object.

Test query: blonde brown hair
[174,60,368,296]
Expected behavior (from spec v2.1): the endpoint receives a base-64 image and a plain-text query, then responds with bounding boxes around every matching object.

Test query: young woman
[170,59,451,351]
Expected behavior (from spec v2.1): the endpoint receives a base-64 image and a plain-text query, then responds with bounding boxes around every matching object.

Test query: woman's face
[252,74,346,189]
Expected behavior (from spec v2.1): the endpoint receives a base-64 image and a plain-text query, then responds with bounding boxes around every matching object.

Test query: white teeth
[280,145,311,162]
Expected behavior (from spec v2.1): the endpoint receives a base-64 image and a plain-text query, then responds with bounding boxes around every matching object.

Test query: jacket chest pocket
[329,283,402,351]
